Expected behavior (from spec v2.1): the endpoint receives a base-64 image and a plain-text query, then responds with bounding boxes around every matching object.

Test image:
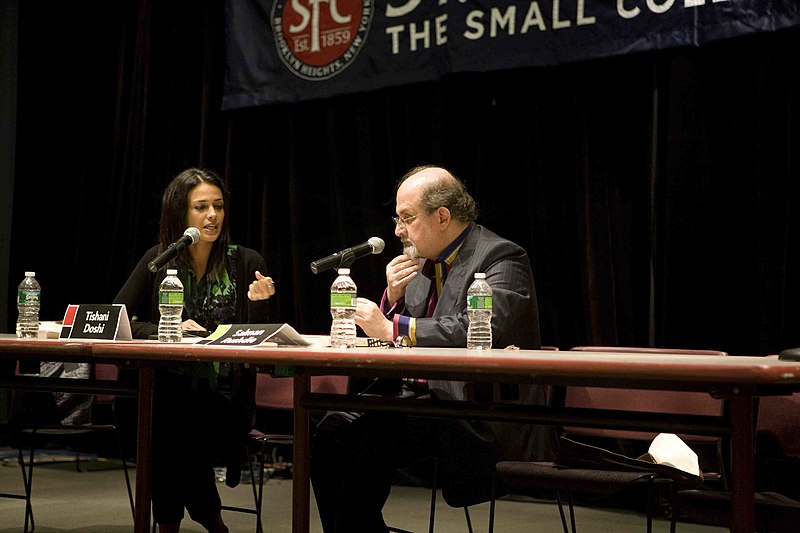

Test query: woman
[114,167,276,533]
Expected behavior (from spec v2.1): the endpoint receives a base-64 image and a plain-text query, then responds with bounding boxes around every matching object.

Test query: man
[311,165,550,532]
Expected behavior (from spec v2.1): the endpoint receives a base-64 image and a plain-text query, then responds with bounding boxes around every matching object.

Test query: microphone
[310,237,385,274]
[147,227,201,272]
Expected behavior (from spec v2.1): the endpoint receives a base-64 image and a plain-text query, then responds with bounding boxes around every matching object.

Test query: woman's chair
[494,346,728,533]
[218,373,349,533]
[218,428,293,533]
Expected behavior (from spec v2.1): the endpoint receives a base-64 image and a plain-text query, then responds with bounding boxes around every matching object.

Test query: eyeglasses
[392,214,418,229]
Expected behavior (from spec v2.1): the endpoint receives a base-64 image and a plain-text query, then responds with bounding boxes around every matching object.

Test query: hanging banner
[223,0,800,108]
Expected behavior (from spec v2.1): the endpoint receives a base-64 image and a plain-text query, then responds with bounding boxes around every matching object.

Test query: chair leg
[120,454,135,518]
[428,457,438,533]
[218,433,282,533]
[566,492,577,533]
[114,426,135,521]
[17,444,35,533]
[388,455,449,533]
[669,484,677,533]
[716,438,729,491]
[463,507,473,533]
[244,454,264,533]
[645,477,654,533]
[487,474,496,533]
[388,455,440,533]
[557,490,577,533]
[254,445,266,533]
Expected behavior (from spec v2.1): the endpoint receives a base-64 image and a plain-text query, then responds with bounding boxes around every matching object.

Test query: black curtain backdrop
[6,1,800,356]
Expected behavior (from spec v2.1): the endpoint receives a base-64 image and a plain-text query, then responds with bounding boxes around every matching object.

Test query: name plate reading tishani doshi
[59,303,133,341]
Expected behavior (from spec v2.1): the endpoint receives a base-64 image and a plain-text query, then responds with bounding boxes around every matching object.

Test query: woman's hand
[181,318,206,332]
[248,270,276,301]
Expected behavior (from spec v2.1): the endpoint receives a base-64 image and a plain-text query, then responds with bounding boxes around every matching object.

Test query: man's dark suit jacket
[393,224,550,507]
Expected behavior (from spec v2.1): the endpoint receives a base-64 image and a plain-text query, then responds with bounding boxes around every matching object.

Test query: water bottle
[467,272,493,350]
[158,268,184,342]
[17,271,41,339]
[330,268,357,348]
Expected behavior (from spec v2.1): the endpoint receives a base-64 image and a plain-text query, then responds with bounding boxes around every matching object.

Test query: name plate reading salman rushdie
[59,303,133,341]
[199,323,311,347]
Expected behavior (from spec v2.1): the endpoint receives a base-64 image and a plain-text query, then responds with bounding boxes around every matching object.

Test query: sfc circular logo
[272,0,373,81]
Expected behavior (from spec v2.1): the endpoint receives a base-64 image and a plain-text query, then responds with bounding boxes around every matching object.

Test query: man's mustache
[402,238,418,259]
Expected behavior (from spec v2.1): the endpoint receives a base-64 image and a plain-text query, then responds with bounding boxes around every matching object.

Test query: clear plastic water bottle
[17,271,41,339]
[330,267,357,348]
[158,268,184,342]
[467,272,493,349]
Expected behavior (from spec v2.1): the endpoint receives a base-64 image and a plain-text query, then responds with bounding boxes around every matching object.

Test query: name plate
[199,323,310,347]
[59,304,133,341]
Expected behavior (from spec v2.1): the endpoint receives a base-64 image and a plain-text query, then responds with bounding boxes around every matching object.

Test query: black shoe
[225,464,241,488]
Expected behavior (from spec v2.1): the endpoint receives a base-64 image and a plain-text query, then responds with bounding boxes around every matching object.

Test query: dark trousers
[151,371,232,524]
[311,409,439,533]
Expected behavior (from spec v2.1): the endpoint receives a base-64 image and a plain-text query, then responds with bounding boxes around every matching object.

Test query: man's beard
[402,238,418,259]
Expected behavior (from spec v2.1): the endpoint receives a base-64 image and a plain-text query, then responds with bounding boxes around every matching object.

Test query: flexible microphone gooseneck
[147,227,201,273]
[310,237,385,274]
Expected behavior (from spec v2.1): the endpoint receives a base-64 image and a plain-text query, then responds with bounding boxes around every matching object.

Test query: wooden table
[5,337,800,533]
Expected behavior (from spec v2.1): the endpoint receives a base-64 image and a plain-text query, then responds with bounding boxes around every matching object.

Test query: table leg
[729,394,755,533]
[134,366,155,533]
[293,370,311,533]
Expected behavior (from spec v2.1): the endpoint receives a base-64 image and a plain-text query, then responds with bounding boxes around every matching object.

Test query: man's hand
[385,254,420,305]
[355,298,394,341]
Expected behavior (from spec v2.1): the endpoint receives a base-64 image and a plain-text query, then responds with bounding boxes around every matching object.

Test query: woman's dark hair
[159,167,231,278]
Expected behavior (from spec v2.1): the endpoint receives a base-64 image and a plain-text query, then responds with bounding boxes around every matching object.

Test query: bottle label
[330,292,356,307]
[467,295,493,310]
[159,291,184,305]
[18,290,41,305]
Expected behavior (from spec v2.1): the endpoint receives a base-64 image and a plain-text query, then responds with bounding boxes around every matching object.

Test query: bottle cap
[474,272,486,279]
[337,268,351,275]
[166,269,178,275]
[25,271,35,277]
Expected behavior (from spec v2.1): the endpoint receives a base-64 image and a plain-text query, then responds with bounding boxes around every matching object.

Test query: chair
[389,455,480,533]
[386,455,440,533]
[265,373,478,533]
[494,346,728,533]
[218,373,349,532]
[415,351,559,533]
[145,372,303,533]
[754,354,800,497]
[670,356,800,531]
[8,361,134,533]
[218,428,293,533]
[562,346,729,481]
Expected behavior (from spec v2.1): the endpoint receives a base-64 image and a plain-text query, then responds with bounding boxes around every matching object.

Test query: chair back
[756,374,800,460]
[564,346,727,442]
[94,363,119,404]
[255,373,348,410]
